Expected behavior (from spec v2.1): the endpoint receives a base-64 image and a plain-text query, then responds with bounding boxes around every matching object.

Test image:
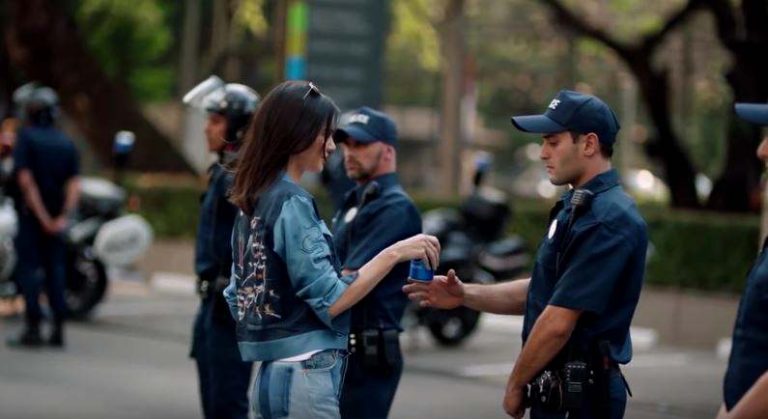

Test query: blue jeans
[252,349,347,419]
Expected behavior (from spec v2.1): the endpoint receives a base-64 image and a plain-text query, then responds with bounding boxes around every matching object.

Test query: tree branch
[743,0,768,42]
[641,0,706,53]
[538,0,629,58]
[540,0,705,59]
[702,0,738,50]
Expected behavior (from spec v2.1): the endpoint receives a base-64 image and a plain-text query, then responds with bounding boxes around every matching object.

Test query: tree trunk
[437,0,465,196]
[179,0,202,93]
[539,0,705,208]
[630,56,700,208]
[706,62,766,211]
[5,0,194,172]
[705,0,768,211]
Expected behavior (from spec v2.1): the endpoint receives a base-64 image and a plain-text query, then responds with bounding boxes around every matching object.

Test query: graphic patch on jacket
[235,215,281,321]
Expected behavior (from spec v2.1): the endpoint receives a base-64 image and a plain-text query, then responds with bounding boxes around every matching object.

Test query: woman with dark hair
[224,80,439,418]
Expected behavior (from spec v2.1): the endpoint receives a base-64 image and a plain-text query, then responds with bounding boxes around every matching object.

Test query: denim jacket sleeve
[273,195,349,332]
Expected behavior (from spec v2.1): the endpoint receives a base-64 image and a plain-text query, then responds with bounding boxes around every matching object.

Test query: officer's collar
[560,168,620,203]
[351,172,399,201]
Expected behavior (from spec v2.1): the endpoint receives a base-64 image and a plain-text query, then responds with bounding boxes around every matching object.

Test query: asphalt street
[0,276,725,419]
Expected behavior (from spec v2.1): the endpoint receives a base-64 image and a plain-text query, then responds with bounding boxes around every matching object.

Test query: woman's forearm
[328,248,399,318]
[727,371,768,419]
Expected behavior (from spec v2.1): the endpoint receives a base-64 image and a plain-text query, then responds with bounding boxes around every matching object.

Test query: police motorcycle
[0,148,18,297]
[0,122,153,318]
[408,159,529,346]
[63,131,153,318]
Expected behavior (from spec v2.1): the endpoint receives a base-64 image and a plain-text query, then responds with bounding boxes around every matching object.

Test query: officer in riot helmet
[185,76,259,419]
[7,83,80,348]
[201,82,259,162]
[13,83,60,127]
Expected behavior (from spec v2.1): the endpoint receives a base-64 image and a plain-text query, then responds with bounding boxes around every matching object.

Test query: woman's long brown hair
[230,80,339,214]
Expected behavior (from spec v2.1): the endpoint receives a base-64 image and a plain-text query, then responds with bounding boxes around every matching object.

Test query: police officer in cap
[7,83,80,348]
[332,107,422,418]
[717,103,768,419]
[405,90,647,419]
[184,77,259,419]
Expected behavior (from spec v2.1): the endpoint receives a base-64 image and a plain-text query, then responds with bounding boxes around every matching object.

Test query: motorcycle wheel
[66,250,107,320]
[427,306,481,347]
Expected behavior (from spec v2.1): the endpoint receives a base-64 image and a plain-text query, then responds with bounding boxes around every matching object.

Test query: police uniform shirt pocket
[534,215,567,276]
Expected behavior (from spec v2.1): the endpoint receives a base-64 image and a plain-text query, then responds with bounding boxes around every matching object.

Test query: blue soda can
[409,259,434,282]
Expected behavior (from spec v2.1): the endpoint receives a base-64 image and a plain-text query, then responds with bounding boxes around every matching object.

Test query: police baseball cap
[735,103,768,126]
[510,89,621,145]
[333,106,398,147]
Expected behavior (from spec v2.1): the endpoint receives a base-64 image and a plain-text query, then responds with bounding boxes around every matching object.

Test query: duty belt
[197,276,229,298]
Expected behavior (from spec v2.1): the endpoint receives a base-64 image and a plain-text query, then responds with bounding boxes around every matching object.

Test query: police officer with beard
[331,107,422,419]
[184,77,259,419]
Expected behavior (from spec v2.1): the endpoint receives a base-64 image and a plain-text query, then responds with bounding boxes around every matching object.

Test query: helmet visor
[182,75,225,109]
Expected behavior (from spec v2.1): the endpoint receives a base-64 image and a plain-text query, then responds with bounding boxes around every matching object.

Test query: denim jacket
[223,174,353,361]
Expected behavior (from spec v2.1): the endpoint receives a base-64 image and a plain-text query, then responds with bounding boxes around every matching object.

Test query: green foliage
[236,0,268,38]
[132,183,203,239]
[643,210,757,292]
[384,0,441,106]
[135,180,757,294]
[75,0,174,102]
[510,200,759,294]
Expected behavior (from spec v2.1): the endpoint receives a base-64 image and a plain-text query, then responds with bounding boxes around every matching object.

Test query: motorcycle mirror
[113,130,135,156]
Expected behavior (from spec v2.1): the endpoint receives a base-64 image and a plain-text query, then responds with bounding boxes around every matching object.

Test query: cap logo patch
[548,99,561,110]
[348,114,370,125]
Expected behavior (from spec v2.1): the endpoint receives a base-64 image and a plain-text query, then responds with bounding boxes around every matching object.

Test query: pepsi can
[409,259,434,282]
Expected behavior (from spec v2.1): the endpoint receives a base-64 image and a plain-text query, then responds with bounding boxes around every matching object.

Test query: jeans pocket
[253,362,293,419]
[302,350,341,372]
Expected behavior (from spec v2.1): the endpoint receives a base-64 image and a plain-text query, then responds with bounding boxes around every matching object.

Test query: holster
[348,328,401,373]
[528,358,608,416]
[198,275,233,323]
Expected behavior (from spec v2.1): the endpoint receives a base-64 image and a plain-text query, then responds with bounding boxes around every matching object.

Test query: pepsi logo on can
[409,259,434,282]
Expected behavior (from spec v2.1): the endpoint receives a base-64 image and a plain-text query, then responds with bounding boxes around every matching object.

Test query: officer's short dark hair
[569,130,613,159]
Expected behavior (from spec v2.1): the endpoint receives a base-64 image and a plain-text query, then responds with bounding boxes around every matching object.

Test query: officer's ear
[381,144,396,162]
[581,132,600,158]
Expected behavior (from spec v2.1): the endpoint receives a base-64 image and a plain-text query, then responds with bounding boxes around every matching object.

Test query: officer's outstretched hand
[403,269,464,310]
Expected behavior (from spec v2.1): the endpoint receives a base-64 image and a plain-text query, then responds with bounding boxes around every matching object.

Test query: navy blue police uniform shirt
[723,238,768,410]
[523,169,647,364]
[13,126,80,218]
[195,163,238,282]
[332,173,422,331]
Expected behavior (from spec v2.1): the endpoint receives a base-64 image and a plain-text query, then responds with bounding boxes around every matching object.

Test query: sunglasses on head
[303,82,320,100]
